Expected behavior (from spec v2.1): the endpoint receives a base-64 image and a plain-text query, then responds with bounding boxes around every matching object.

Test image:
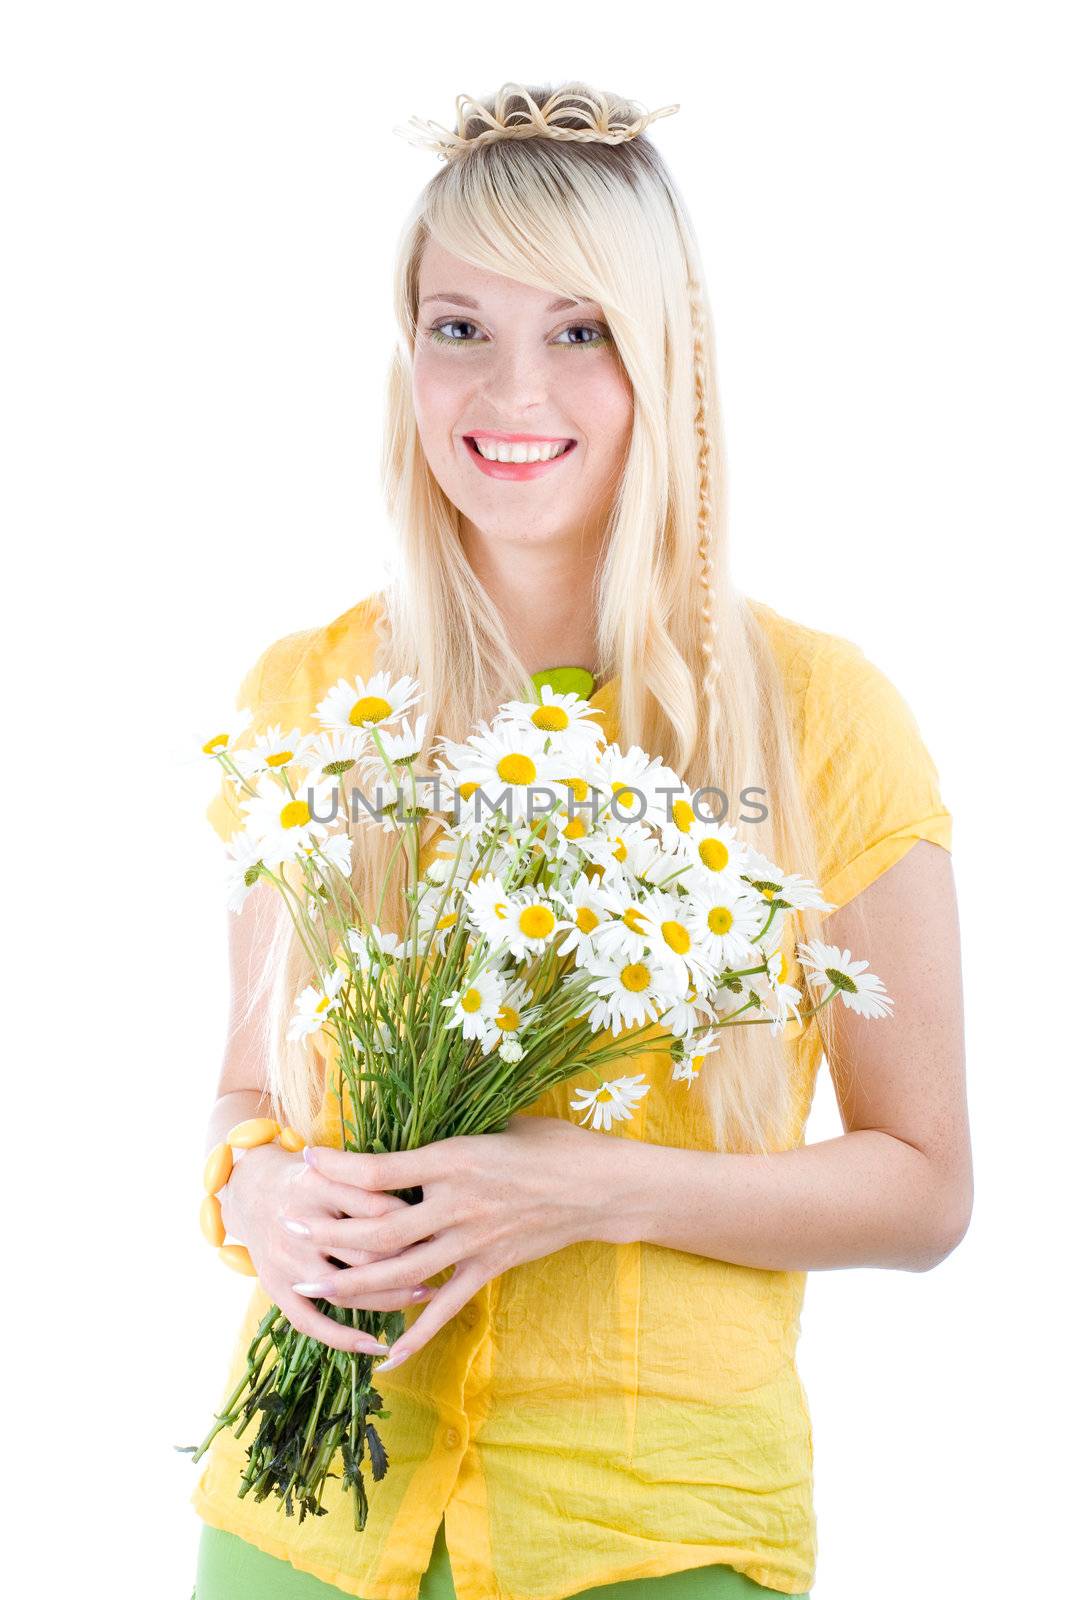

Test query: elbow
[907,1178,974,1273]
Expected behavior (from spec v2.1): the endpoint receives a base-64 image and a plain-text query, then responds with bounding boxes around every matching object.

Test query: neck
[459,518,604,675]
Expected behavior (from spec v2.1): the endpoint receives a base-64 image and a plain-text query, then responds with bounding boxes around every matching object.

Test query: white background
[4,4,1063,1596]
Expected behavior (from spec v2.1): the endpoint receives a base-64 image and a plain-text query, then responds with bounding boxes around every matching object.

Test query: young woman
[192,82,971,1600]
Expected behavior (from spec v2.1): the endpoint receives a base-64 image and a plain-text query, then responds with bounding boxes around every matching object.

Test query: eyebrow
[421,291,596,313]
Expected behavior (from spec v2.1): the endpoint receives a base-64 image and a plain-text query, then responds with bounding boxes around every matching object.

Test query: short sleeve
[802,634,952,910]
[204,628,320,844]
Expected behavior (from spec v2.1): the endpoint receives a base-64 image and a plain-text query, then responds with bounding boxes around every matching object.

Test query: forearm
[590,1127,969,1273]
[204,1086,276,1159]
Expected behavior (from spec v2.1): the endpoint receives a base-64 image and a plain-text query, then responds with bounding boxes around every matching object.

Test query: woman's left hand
[288,1115,614,1367]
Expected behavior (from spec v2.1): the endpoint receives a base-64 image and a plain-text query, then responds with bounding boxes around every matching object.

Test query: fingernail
[292,1281,329,1296]
[376,1348,410,1371]
[361,1340,391,1354]
[410,1286,433,1300]
[282,1219,311,1236]
[303,1147,318,1168]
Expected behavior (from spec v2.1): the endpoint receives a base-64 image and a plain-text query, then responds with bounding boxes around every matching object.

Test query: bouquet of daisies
[186,669,890,1527]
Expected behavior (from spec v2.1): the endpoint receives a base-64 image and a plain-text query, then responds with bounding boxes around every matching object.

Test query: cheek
[411,356,464,458]
[580,362,634,465]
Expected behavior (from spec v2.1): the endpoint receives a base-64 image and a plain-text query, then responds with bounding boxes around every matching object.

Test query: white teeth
[471,438,571,463]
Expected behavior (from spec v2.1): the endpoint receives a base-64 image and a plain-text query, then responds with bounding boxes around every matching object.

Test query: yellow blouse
[192,591,952,1598]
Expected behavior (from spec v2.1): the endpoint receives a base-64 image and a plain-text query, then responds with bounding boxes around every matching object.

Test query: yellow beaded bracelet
[200,1116,307,1275]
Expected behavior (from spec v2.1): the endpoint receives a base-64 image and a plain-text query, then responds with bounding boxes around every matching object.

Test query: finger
[265,1279,393,1356]
[297,1236,454,1300]
[304,1138,462,1193]
[376,1270,482,1368]
[300,1203,444,1259]
[297,1174,413,1221]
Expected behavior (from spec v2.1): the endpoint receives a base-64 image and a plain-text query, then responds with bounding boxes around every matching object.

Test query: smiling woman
[190,79,969,1600]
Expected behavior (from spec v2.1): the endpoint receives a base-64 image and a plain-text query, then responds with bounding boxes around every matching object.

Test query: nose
[478,338,550,421]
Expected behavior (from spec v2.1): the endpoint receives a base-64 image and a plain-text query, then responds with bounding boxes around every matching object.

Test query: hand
[288,1115,605,1368]
[219,1141,440,1355]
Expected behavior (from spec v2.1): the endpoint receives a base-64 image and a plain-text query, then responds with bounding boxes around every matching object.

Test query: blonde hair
[265,81,841,1153]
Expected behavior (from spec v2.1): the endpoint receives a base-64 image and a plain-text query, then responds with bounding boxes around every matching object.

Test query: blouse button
[445,1427,461,1449]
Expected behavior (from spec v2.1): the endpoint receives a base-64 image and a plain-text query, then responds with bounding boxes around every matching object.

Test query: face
[412,237,633,551]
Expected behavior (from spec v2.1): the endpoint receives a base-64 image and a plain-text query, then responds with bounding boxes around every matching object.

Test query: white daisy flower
[239,776,341,866]
[679,818,750,894]
[477,978,539,1058]
[556,877,612,959]
[797,940,893,1019]
[304,728,367,781]
[658,977,719,1038]
[442,966,507,1043]
[347,923,412,978]
[441,726,573,825]
[301,831,352,879]
[637,889,721,990]
[287,966,346,1043]
[579,946,684,1037]
[690,884,770,968]
[246,723,318,775]
[497,889,563,962]
[464,873,517,950]
[623,830,695,893]
[593,743,684,830]
[672,1029,721,1090]
[576,818,656,881]
[569,1073,651,1131]
[494,685,607,748]
[315,671,422,733]
[201,707,252,757]
[414,878,467,955]
[749,942,805,1035]
[223,829,266,913]
[360,713,430,780]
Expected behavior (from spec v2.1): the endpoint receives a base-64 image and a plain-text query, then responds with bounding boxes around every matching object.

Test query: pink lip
[462,434,578,481]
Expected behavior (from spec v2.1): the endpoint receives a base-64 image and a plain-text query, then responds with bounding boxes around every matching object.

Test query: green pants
[193,1514,808,1599]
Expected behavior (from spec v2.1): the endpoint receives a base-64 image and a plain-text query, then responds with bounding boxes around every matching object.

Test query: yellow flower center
[596,1086,614,1103]
[562,776,589,801]
[498,752,537,785]
[690,1054,705,1075]
[202,733,228,754]
[461,987,482,1014]
[672,799,695,832]
[458,780,480,800]
[661,920,690,954]
[612,781,639,812]
[532,705,568,731]
[349,694,392,726]
[563,818,587,840]
[438,911,458,930]
[706,905,733,935]
[265,750,293,768]
[612,837,627,863]
[622,907,648,933]
[576,906,600,934]
[518,904,555,939]
[496,1004,520,1032]
[772,950,788,983]
[315,993,332,1013]
[620,961,652,993]
[699,837,729,871]
[493,900,508,920]
[280,799,311,829]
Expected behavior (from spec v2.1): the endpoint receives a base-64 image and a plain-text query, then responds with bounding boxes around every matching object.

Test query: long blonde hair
[263,81,839,1153]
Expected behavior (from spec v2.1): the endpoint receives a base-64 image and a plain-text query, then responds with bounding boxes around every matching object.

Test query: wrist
[577,1129,658,1247]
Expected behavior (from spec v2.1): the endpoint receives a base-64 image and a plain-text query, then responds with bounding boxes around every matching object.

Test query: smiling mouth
[463,435,577,464]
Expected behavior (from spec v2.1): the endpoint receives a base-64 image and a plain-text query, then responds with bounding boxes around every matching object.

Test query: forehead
[417,237,594,312]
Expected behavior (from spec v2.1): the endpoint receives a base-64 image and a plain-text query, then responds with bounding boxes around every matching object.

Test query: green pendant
[530,665,597,699]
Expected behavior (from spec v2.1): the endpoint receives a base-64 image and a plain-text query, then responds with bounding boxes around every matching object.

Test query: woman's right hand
[219,1142,437,1354]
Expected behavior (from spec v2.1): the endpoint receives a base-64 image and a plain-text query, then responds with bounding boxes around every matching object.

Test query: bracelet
[200,1117,306,1276]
